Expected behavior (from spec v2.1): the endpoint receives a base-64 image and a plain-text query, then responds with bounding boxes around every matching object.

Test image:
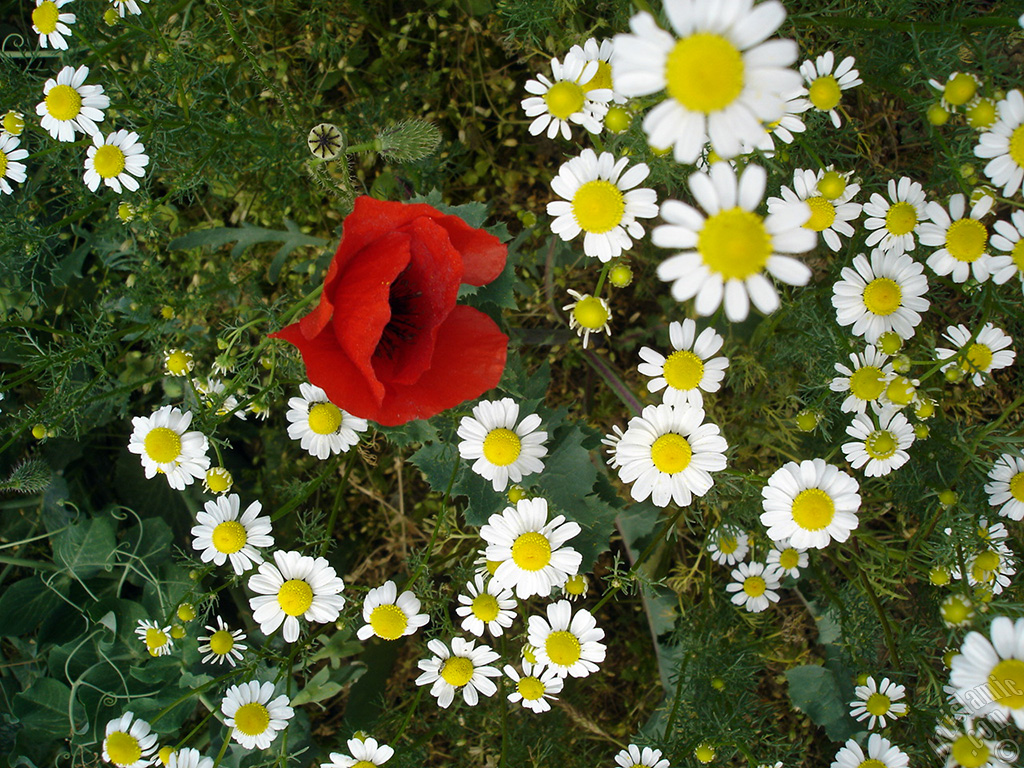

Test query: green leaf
[52,517,116,580]
[120,517,173,572]
[0,576,66,637]
[454,467,507,527]
[536,424,597,516]
[291,664,363,706]
[12,678,75,736]
[408,441,458,493]
[785,664,857,741]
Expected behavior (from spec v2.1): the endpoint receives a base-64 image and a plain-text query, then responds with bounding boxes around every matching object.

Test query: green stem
[319,452,355,557]
[152,668,241,724]
[0,556,61,571]
[211,728,231,768]
[403,458,460,592]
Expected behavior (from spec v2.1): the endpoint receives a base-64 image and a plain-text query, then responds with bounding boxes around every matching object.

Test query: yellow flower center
[849,366,886,401]
[944,73,977,106]
[45,84,82,121]
[973,550,1000,574]
[93,144,127,179]
[817,172,847,200]
[209,629,235,655]
[106,732,142,767]
[482,427,522,466]
[808,75,842,111]
[0,153,7,178]
[564,574,586,595]
[544,81,585,120]
[858,760,887,768]
[144,427,182,463]
[942,595,972,624]
[779,548,800,570]
[517,675,546,700]
[307,402,342,435]
[665,33,745,114]
[946,218,987,262]
[865,430,898,460]
[440,656,475,687]
[988,659,1024,709]
[511,531,552,571]
[233,702,270,736]
[369,604,408,640]
[545,630,582,667]
[791,488,836,531]
[571,179,625,234]
[277,579,314,617]
[352,762,375,768]
[865,692,891,716]
[885,375,916,405]
[884,201,917,236]
[650,433,692,474]
[205,468,232,493]
[743,575,766,597]
[211,520,247,554]
[572,296,609,330]
[663,350,705,391]
[1009,472,1024,502]
[471,593,500,622]
[963,343,993,373]
[145,627,168,655]
[695,745,716,763]
[485,559,501,576]
[158,746,175,766]
[952,735,991,768]
[967,98,997,129]
[32,1,60,34]
[165,350,192,376]
[698,207,771,281]
[718,535,738,555]
[1011,240,1024,273]
[2,111,24,136]
[804,196,836,231]
[582,60,613,93]
[1010,125,1024,169]
[862,277,902,316]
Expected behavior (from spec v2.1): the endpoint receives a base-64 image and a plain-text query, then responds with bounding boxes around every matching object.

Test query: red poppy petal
[436,217,507,287]
[372,306,508,426]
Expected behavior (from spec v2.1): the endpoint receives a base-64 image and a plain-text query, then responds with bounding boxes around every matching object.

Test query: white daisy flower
[940,593,975,628]
[563,290,611,349]
[455,573,517,638]
[615,744,671,768]
[936,323,1015,387]
[503,661,564,713]
[320,737,394,768]
[527,600,606,679]
[615,402,728,508]
[521,50,612,140]
[974,89,1024,197]
[84,129,149,193]
[977,517,1010,544]
[220,680,294,750]
[36,64,109,142]
[653,163,814,322]
[611,1,801,163]
[561,573,589,601]
[190,494,273,575]
[414,636,502,709]
[760,459,861,549]
[203,467,233,495]
[766,542,807,578]
[135,620,173,657]
[197,616,247,667]
[32,0,75,50]
[286,383,368,460]
[356,580,429,641]
[985,453,1024,521]
[102,712,158,768]
[934,718,1014,768]
[0,133,29,195]
[965,543,1016,597]
[767,167,862,252]
[831,249,930,344]
[744,90,808,153]
[929,72,981,109]
[547,149,658,262]
[247,550,345,643]
[166,747,213,768]
[637,318,729,409]
[849,676,908,730]
[830,735,909,768]
[707,524,749,566]
[602,424,626,469]
[570,38,626,105]
[830,345,895,414]
[800,51,862,128]
[193,378,246,421]
[920,193,995,283]
[990,209,1024,288]
[163,349,194,377]
[127,405,210,490]
[457,398,547,492]
[111,0,149,17]
[862,177,928,255]
[950,616,1024,728]
[726,561,782,613]
[481,497,582,599]
[841,408,915,477]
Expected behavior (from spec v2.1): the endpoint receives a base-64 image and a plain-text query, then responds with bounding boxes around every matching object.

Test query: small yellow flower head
[966,98,997,130]
[2,111,25,136]
[563,573,588,599]
[651,144,672,157]
[973,584,994,603]
[31,424,47,440]
[164,349,194,377]
[938,489,958,508]
[518,210,538,228]
[203,467,233,494]
[944,72,978,106]
[855,673,869,686]
[929,566,951,586]
[913,423,930,440]
[710,677,726,691]
[927,102,950,126]
[970,186,995,207]
[940,594,974,627]
[604,105,632,134]
[944,365,965,383]
[914,398,936,420]
[170,624,186,639]
[942,648,957,667]
[876,331,903,356]
[507,484,528,504]
[522,644,538,665]
[157,746,175,766]
[795,410,821,432]
[160,305,175,320]
[695,743,716,764]
[103,7,119,26]
[885,375,917,406]
[572,296,608,329]
[117,202,136,223]
[177,602,196,622]
[959,164,976,182]
[817,171,847,200]
[608,262,634,288]
[892,354,911,374]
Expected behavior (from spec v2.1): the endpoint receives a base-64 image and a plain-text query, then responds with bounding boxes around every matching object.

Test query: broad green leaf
[536,424,597,516]
[785,664,857,741]
[12,678,75,735]
[52,517,116,580]
[120,517,173,571]
[0,576,66,637]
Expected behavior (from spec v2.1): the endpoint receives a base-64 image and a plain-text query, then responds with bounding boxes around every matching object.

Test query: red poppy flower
[271,196,508,426]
